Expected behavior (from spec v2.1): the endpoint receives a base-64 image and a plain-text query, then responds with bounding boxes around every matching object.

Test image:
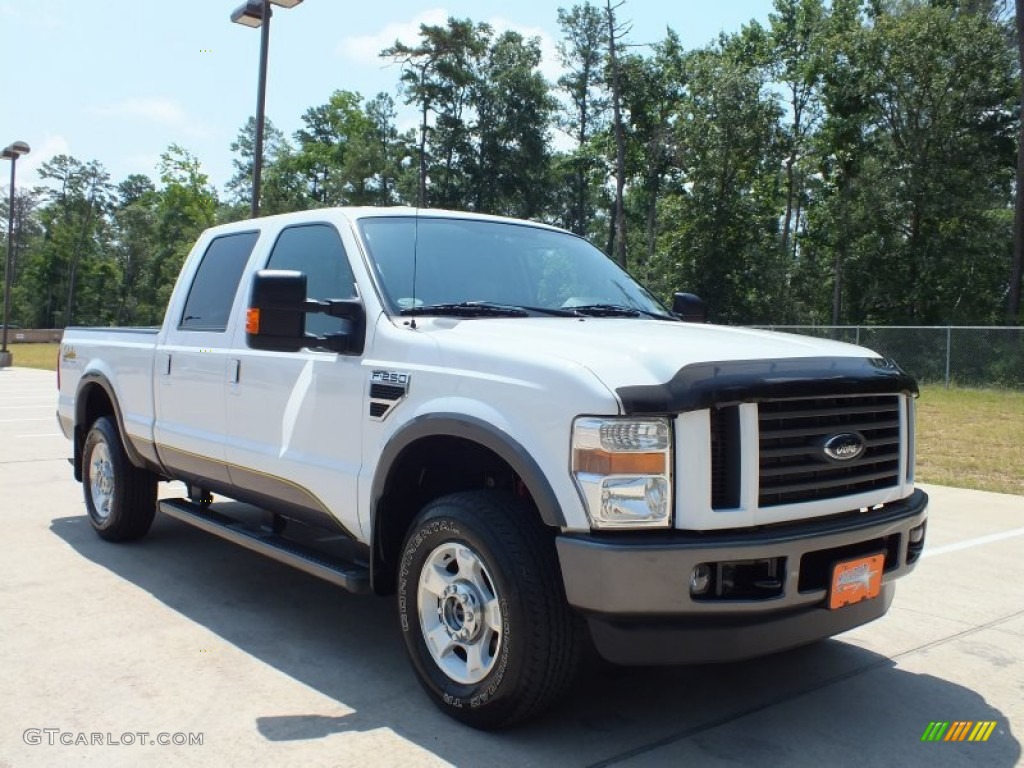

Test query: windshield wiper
[399,301,530,318]
[567,303,677,320]
[399,301,675,320]
[565,303,642,317]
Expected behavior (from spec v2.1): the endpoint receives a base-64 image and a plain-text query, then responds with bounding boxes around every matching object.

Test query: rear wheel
[82,416,157,542]
[398,491,581,729]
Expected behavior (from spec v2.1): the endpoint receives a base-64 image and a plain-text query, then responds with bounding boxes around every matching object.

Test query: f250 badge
[368,370,411,420]
[371,370,410,386]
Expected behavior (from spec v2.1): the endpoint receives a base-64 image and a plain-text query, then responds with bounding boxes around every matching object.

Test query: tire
[82,416,157,542]
[397,490,581,729]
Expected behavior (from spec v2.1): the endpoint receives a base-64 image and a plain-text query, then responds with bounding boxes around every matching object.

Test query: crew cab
[57,207,928,728]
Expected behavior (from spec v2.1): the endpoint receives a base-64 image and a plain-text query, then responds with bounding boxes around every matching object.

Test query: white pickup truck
[58,207,928,728]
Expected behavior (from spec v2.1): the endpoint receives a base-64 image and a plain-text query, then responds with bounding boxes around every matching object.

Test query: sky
[0,0,776,196]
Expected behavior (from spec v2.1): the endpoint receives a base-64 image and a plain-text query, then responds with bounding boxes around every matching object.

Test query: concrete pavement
[1,366,1021,767]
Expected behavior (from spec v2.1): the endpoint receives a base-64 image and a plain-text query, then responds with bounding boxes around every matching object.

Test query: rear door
[153,230,260,485]
[225,222,366,537]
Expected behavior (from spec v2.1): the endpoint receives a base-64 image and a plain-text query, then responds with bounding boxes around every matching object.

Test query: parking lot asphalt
[1,366,1022,767]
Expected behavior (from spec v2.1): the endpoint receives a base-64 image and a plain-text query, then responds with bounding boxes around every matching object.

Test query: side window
[180,231,259,331]
[266,224,357,336]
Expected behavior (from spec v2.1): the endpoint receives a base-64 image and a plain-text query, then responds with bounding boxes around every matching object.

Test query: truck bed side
[58,327,161,475]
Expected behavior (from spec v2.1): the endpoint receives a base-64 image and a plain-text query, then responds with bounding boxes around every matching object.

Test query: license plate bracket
[829,552,885,610]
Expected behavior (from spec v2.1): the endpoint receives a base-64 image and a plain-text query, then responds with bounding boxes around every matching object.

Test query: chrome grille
[758,395,901,507]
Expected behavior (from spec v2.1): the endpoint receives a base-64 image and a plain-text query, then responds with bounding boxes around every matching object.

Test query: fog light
[909,524,925,544]
[690,563,712,596]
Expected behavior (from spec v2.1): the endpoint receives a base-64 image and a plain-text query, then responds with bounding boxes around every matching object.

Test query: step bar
[159,498,371,594]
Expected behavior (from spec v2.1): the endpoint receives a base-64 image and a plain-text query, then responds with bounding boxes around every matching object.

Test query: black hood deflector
[616,357,918,414]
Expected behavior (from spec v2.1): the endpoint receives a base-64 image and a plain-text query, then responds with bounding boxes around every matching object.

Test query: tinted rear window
[179,231,259,331]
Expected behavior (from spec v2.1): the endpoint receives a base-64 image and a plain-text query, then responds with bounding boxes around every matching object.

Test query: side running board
[159,498,371,594]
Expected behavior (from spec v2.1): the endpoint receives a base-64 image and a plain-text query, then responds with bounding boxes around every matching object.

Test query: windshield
[357,216,672,318]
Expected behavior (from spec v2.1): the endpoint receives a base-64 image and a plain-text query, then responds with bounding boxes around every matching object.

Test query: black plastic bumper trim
[586,584,894,665]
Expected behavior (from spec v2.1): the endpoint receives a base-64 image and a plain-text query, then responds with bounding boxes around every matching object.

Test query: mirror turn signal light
[246,307,261,334]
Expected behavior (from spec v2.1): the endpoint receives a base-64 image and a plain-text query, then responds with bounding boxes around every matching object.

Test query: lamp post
[230,0,303,219]
[1,140,30,368]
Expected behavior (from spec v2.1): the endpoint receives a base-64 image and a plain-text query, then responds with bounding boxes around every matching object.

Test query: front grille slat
[763,403,899,419]
[757,394,902,507]
[759,455,899,479]
[762,467,900,494]
[759,418,899,440]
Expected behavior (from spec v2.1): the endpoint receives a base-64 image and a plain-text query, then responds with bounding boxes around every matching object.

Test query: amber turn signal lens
[573,448,665,475]
[245,307,260,334]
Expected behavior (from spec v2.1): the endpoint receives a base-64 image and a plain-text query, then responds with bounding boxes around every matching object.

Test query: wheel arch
[369,413,565,594]
[73,373,146,481]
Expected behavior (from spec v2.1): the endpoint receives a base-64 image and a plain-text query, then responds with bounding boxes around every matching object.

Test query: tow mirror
[247,270,365,354]
[672,292,706,323]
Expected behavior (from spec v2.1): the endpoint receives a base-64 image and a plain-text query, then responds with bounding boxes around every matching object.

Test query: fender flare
[74,372,149,476]
[370,412,567,530]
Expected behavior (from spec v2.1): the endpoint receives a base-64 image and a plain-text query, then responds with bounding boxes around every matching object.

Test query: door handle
[229,359,241,384]
[161,353,172,375]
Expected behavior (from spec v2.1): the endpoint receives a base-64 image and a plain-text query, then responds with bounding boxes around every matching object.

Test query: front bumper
[556,489,928,664]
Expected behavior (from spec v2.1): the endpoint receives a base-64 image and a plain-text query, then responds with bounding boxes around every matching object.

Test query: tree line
[2,0,1022,329]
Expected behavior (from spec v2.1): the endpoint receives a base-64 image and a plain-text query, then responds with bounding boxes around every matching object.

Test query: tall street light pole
[231,0,303,219]
[1,141,30,369]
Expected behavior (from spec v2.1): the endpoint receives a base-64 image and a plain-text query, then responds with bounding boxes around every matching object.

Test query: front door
[225,222,366,538]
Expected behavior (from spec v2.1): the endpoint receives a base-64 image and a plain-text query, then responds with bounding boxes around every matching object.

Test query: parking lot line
[922,526,1024,559]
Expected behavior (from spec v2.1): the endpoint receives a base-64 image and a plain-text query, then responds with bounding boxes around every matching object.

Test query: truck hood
[418,317,877,393]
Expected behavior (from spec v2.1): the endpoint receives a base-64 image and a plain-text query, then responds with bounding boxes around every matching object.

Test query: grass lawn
[915,385,1024,496]
[8,343,1022,495]
[7,342,61,371]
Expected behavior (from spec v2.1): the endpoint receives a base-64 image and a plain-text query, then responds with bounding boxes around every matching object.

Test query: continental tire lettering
[470,598,511,708]
[398,520,464,637]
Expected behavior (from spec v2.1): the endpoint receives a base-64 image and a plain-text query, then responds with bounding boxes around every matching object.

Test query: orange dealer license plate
[829,553,885,610]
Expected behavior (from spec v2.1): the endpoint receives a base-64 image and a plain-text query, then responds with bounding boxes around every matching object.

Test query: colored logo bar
[921,721,997,742]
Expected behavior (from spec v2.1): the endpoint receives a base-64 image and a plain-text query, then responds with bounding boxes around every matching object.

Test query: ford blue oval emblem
[823,433,866,462]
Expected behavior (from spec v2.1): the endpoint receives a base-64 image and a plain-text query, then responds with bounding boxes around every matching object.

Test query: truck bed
[58,327,160,448]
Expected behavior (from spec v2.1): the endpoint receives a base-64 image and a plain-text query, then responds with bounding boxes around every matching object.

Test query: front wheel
[398,491,581,729]
[82,416,157,542]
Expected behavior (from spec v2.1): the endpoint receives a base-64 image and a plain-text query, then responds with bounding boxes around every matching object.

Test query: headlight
[572,416,672,529]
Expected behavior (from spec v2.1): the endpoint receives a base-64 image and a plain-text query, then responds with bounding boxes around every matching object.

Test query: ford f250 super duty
[57,207,928,728]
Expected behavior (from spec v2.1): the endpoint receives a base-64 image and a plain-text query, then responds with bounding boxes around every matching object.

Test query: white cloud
[90,98,213,139]
[338,9,449,66]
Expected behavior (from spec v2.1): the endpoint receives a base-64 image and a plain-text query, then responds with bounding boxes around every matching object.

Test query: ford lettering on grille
[823,433,866,462]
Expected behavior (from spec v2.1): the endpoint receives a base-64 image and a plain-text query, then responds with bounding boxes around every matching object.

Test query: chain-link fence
[752,326,1024,390]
